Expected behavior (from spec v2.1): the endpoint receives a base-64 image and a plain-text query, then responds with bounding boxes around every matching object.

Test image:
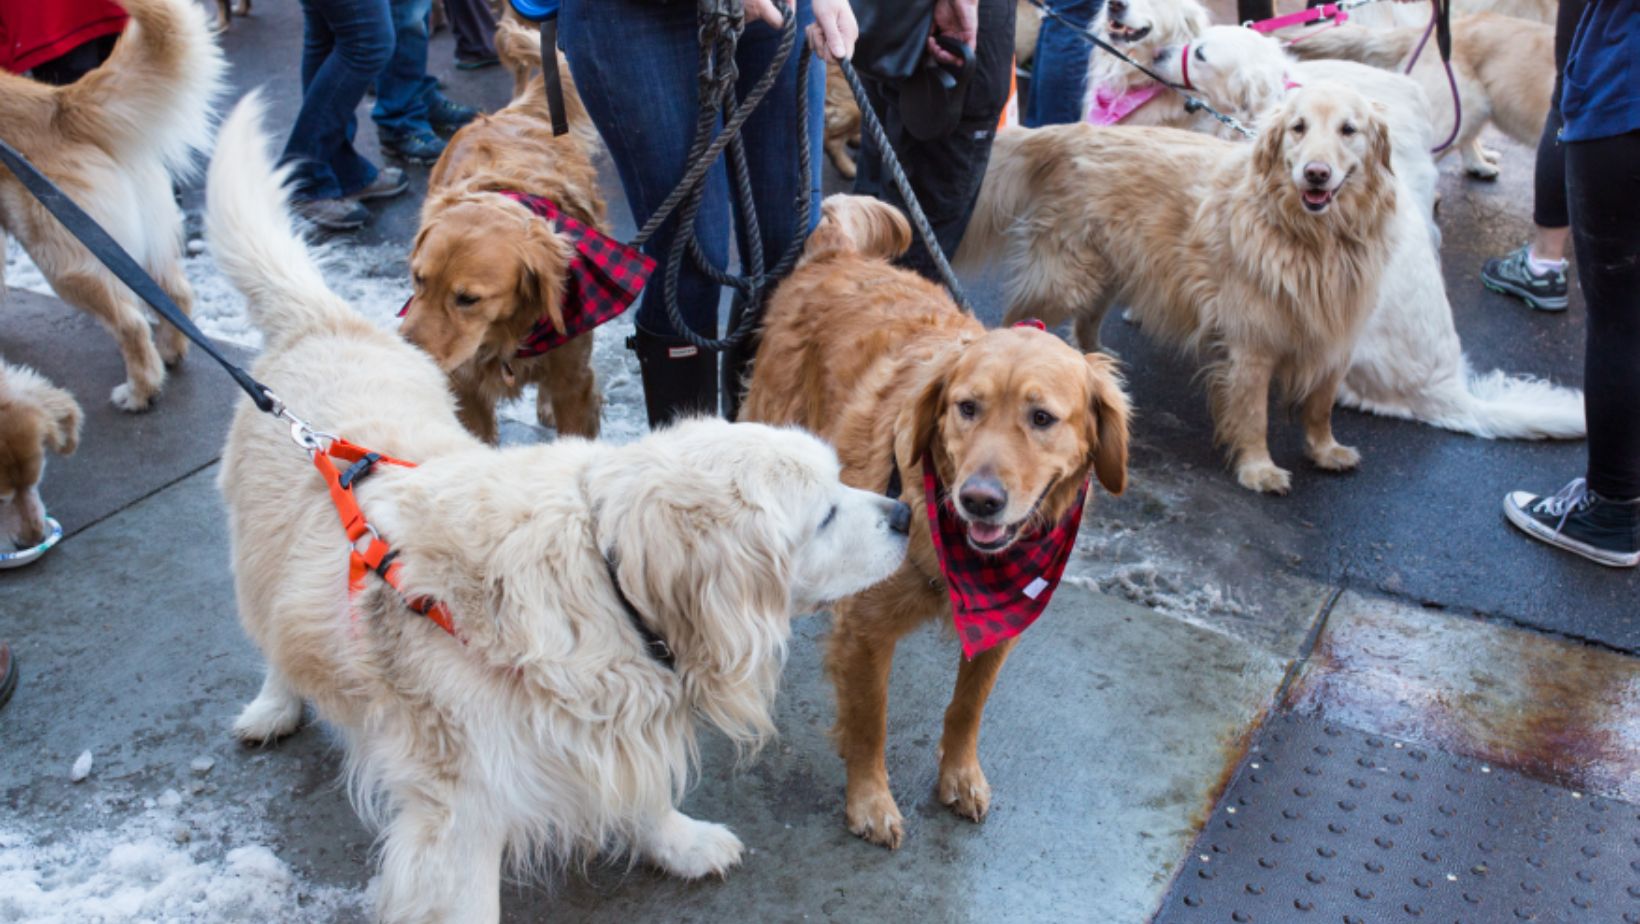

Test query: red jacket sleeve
[0,0,129,75]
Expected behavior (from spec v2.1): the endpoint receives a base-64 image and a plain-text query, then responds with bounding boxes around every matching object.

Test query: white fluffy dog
[1150,26,1583,440]
[1080,0,1216,131]
[208,94,911,923]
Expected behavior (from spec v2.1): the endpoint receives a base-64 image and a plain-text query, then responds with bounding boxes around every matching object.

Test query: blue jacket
[1561,0,1640,142]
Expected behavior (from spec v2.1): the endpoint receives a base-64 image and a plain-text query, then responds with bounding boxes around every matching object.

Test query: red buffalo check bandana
[397,190,654,357]
[919,455,1090,660]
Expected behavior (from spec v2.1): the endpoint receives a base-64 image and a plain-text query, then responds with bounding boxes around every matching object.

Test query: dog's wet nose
[958,476,1008,519]
[1108,0,1127,18]
[887,501,912,536]
[1303,162,1332,186]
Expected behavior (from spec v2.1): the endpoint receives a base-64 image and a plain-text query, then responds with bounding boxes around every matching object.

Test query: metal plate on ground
[1153,712,1640,924]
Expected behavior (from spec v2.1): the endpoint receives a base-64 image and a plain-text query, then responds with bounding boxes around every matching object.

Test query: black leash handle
[539,18,571,137]
[0,137,278,414]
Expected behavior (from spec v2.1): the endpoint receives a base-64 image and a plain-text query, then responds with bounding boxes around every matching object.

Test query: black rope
[834,58,973,314]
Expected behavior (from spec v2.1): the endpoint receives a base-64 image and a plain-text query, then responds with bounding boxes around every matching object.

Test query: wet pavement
[2,4,1637,922]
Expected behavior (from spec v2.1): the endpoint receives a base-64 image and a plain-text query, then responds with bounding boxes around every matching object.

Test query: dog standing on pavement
[209,94,912,923]
[0,0,224,412]
[0,360,82,551]
[742,195,1130,848]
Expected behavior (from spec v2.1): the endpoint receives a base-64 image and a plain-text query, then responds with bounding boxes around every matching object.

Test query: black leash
[605,554,677,670]
[0,137,280,415]
[539,18,570,137]
[1024,0,1257,138]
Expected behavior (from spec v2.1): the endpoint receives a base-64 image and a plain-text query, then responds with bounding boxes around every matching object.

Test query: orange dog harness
[312,439,457,637]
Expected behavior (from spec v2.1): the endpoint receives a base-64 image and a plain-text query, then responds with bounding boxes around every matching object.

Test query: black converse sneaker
[1503,478,1640,568]
[1481,244,1569,311]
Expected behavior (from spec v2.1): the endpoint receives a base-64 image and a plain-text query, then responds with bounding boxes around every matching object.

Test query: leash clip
[268,393,334,454]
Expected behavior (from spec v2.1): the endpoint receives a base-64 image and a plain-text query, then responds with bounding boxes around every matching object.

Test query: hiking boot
[292,196,368,232]
[1481,244,1569,311]
[1503,478,1640,568]
[378,128,446,165]
[427,95,480,136]
[348,167,408,202]
[455,54,500,71]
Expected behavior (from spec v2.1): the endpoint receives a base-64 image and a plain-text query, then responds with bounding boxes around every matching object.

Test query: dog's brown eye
[413,274,425,288]
[957,399,979,419]
[1031,409,1058,429]
[1292,120,1306,135]
[1341,122,1357,136]
[455,293,480,308]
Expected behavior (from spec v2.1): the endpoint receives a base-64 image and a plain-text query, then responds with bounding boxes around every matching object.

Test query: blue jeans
[560,0,824,339]
[1024,0,1101,127]
[372,0,437,136]
[283,0,393,200]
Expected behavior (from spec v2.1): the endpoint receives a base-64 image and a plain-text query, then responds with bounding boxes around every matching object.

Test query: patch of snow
[0,789,370,924]
[189,757,215,777]
[70,750,93,783]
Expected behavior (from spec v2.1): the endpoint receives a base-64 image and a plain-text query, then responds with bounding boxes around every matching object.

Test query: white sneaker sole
[1503,494,1640,568]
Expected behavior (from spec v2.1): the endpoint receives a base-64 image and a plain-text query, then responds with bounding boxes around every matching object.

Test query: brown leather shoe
[0,642,16,710]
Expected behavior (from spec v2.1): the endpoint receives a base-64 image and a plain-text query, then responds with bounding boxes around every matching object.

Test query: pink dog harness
[1084,81,1166,125]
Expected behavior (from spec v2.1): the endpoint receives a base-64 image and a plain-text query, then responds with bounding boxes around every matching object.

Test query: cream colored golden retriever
[0,0,223,412]
[1286,12,1553,180]
[962,83,1397,493]
[400,23,605,443]
[0,359,82,550]
[742,195,1130,848]
[208,96,911,924]
[1080,0,1215,132]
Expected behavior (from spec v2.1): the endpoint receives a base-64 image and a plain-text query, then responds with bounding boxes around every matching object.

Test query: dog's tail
[1341,361,1586,440]
[1281,24,1421,68]
[34,0,227,179]
[954,129,1037,271]
[799,194,912,265]
[206,92,362,350]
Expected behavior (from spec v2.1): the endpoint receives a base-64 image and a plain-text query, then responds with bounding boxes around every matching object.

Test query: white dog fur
[208,93,911,924]
[1152,26,1582,440]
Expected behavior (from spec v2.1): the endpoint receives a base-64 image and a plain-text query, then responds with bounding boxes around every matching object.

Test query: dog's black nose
[1108,0,1127,18]
[1303,162,1332,186]
[958,476,1008,519]
[888,501,912,536]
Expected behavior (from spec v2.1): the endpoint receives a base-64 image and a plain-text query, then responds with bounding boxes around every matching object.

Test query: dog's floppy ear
[1083,352,1130,495]
[1253,104,1288,178]
[897,354,952,469]
[1366,101,1394,177]
[515,221,575,335]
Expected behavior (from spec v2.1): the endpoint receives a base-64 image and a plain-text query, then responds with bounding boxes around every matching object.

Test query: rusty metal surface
[1153,712,1640,924]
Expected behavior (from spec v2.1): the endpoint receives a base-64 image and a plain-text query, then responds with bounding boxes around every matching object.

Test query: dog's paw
[644,812,744,880]
[1463,161,1501,181]
[937,762,992,823]
[232,692,304,744]
[158,330,189,366]
[1308,442,1361,472]
[845,787,905,849]
[110,382,154,413]
[1236,461,1292,495]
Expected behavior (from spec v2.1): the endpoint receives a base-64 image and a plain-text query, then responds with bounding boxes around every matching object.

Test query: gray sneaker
[292,196,368,232]
[348,167,408,202]
[1481,244,1569,311]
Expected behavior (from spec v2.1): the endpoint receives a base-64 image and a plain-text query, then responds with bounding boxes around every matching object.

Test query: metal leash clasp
[264,390,335,455]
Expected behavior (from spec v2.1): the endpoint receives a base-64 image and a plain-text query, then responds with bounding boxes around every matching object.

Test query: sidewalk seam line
[60,457,222,542]
[1270,584,1344,709]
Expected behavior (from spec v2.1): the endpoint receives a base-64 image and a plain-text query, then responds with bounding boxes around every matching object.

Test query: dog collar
[1180,44,1196,90]
[1085,81,1166,126]
[604,552,677,671]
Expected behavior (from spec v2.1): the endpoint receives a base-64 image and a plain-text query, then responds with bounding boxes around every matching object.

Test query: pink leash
[1405,0,1462,153]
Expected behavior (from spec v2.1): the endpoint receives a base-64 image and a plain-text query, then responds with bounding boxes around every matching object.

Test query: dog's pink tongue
[968,522,1007,545]
[1304,188,1331,205]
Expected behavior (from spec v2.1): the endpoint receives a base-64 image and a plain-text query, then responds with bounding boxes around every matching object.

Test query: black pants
[1532,0,1585,228]
[27,34,117,85]
[854,0,1014,282]
[1567,130,1640,499]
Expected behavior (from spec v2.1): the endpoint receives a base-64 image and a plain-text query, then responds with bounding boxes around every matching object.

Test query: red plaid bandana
[397,190,654,357]
[920,454,1089,660]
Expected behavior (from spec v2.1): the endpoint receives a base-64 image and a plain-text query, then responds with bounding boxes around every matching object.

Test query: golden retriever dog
[399,25,605,443]
[0,360,83,550]
[0,0,224,412]
[961,83,1398,493]
[1150,26,1584,441]
[823,62,863,180]
[1079,0,1215,132]
[741,195,1131,848]
[1286,13,1553,180]
[208,96,911,923]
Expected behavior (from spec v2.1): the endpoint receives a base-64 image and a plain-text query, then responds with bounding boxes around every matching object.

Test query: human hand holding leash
[928,0,978,66]
[806,0,859,62]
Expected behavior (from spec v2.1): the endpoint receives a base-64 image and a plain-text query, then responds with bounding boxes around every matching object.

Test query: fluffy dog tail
[206,92,362,350]
[799,194,912,265]
[1341,362,1586,440]
[1282,24,1420,68]
[16,0,228,179]
[954,129,1037,271]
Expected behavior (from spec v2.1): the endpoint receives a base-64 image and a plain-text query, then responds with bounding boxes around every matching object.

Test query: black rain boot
[628,328,719,429]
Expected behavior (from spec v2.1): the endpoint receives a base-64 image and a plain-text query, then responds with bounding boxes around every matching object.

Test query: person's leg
[444,0,498,66]
[281,0,393,210]
[373,0,438,136]
[1023,0,1101,128]
[561,0,732,425]
[1503,129,1640,567]
[27,34,119,86]
[856,0,1015,280]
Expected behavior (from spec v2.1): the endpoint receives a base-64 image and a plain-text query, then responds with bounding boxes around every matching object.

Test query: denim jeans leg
[373,0,437,136]
[732,0,824,269]
[1024,0,1101,127]
[282,0,392,199]
[560,0,733,340]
